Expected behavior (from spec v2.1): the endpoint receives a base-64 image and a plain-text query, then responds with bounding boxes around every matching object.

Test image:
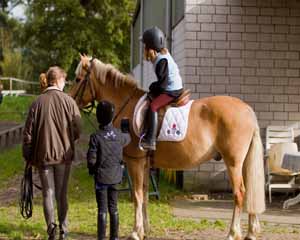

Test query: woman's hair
[40,66,67,88]
[39,73,48,92]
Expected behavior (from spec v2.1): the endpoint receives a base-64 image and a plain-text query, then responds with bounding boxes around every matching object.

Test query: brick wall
[185,0,300,131]
[172,19,186,82]
[131,0,300,192]
[183,0,300,191]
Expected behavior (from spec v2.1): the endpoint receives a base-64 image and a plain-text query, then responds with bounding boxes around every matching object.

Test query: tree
[0,0,28,77]
[22,0,135,79]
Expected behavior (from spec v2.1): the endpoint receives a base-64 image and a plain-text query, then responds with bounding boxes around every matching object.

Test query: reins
[112,87,138,124]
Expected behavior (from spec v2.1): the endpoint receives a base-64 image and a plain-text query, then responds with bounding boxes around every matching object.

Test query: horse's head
[69,54,101,108]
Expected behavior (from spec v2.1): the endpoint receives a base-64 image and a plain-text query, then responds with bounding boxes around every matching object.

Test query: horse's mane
[76,58,137,88]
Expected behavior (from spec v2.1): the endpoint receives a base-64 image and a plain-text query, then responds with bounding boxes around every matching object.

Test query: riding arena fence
[0,77,40,96]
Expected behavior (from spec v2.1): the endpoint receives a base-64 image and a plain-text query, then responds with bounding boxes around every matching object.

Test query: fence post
[9,77,12,95]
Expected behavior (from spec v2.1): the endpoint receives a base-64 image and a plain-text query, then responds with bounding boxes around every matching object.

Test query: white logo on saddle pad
[133,94,193,142]
[157,100,193,142]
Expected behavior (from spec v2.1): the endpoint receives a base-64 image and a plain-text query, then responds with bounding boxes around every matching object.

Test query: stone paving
[171,194,300,226]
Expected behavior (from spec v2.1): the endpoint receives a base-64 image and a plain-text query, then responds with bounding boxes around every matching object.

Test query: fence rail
[0,124,24,149]
[0,77,39,95]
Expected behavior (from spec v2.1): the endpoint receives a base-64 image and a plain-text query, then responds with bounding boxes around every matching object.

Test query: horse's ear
[79,53,85,61]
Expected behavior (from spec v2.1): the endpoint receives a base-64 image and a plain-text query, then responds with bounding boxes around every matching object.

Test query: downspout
[139,0,144,88]
[165,0,172,52]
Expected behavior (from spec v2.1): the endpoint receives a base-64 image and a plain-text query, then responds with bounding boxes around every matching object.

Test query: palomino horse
[70,55,265,240]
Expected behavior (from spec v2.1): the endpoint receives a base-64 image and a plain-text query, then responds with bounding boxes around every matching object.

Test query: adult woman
[23,66,81,240]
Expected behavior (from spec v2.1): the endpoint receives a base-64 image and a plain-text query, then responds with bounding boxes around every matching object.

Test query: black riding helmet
[96,100,115,127]
[142,26,165,52]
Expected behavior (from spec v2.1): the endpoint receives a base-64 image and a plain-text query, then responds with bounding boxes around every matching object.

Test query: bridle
[74,58,138,122]
[73,58,96,114]
[73,58,147,159]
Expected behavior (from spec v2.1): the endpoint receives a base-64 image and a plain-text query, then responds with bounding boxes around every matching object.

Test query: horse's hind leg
[142,158,150,235]
[225,163,245,240]
[126,159,146,240]
[244,214,261,240]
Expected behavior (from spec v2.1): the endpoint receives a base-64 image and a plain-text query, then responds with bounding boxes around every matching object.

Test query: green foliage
[21,0,135,79]
[0,95,36,122]
[0,48,33,79]
[0,4,31,78]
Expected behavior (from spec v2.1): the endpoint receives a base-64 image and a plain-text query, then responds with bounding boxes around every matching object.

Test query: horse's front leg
[244,214,261,240]
[127,159,146,240]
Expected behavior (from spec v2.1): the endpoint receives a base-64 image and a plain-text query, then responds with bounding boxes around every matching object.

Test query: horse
[69,55,265,240]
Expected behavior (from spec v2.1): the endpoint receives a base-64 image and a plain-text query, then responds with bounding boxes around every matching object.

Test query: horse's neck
[96,83,145,117]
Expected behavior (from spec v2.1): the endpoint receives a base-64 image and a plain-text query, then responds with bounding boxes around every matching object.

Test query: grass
[0,150,226,239]
[0,145,24,189]
[0,145,299,239]
[0,96,36,122]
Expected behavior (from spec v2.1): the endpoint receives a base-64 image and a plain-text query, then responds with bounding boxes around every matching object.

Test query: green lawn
[0,96,36,122]
[0,145,225,240]
[0,145,24,189]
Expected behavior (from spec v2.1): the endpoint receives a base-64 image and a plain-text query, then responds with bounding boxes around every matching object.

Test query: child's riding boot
[98,213,107,240]
[109,212,119,240]
[141,110,158,151]
[47,223,57,240]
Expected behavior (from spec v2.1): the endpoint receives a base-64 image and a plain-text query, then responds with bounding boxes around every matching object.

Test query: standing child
[141,26,183,151]
[87,100,131,240]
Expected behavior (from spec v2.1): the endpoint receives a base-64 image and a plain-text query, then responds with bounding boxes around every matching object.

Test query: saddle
[133,89,192,141]
[170,89,191,107]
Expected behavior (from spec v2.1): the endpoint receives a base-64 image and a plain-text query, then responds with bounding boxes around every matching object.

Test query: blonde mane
[76,57,137,88]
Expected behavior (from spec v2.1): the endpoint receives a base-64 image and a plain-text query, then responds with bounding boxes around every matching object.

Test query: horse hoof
[226,235,242,240]
[128,231,145,240]
[244,236,256,240]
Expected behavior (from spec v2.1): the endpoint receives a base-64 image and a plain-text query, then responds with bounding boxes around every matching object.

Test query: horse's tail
[243,123,266,214]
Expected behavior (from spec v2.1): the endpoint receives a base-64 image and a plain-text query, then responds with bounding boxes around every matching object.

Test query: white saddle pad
[133,94,194,142]
[157,100,193,141]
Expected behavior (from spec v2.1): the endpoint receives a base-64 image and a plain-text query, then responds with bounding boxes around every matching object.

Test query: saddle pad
[157,100,193,142]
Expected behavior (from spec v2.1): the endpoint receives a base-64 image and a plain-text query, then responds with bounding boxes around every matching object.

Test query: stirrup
[139,136,156,151]
[138,133,146,151]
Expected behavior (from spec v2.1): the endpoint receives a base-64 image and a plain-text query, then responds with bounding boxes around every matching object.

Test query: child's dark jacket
[87,124,131,185]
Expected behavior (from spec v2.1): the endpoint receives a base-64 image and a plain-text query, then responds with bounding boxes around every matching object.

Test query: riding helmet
[142,26,165,52]
[96,100,115,126]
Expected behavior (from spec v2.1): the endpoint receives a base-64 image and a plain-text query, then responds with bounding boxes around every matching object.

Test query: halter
[73,58,96,114]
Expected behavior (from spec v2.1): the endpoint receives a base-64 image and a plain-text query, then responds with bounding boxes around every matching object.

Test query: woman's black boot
[109,212,119,240]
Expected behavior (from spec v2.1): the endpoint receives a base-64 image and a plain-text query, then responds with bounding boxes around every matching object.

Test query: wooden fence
[0,124,24,149]
[0,77,39,95]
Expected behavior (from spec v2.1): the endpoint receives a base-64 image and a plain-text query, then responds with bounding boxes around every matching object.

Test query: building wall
[183,0,300,191]
[172,19,186,82]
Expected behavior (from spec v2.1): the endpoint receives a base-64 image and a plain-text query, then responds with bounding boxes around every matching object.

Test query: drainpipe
[139,0,144,88]
[165,0,172,52]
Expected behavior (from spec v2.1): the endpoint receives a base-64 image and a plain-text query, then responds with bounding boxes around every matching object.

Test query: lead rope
[19,163,34,219]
